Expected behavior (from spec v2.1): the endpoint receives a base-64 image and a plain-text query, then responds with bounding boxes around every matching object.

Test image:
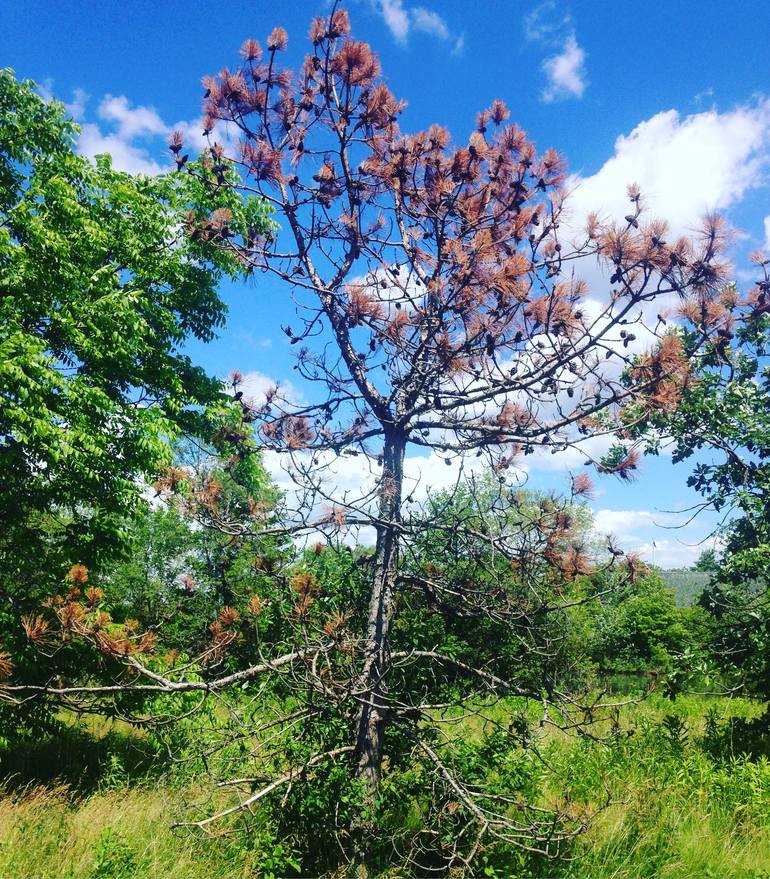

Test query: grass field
[2,694,769,878]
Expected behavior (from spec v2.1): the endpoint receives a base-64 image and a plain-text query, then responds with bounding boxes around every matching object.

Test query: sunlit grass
[2,695,769,878]
[0,781,279,879]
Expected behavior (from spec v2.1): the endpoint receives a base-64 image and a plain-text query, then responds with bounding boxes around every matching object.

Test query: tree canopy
[634,270,770,696]
[0,68,274,579]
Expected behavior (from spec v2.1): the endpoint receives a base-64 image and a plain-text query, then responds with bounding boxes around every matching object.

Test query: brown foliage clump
[66,564,89,586]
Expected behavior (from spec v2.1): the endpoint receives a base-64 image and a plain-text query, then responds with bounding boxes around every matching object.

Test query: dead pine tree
[186,0,731,832]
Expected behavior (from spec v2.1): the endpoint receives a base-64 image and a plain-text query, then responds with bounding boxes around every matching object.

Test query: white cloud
[78,123,165,176]
[98,94,167,140]
[411,7,449,40]
[591,508,719,568]
[523,0,572,44]
[34,82,177,175]
[73,93,172,175]
[263,443,492,552]
[593,508,664,539]
[628,537,717,570]
[36,80,89,121]
[527,433,614,474]
[403,450,491,500]
[552,100,770,364]
[764,215,770,249]
[378,0,410,41]
[73,91,241,177]
[172,115,241,156]
[234,370,304,409]
[567,100,770,234]
[542,34,587,103]
[65,87,89,120]
[372,0,462,52]
[524,2,587,103]
[35,78,55,104]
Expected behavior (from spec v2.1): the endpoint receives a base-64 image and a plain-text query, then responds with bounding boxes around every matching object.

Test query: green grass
[0,781,280,879]
[552,713,770,879]
[2,695,770,878]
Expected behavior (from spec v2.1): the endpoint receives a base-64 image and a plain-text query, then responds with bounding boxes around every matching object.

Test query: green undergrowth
[2,695,770,878]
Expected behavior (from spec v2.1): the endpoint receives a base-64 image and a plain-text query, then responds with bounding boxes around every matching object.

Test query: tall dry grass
[0,781,267,879]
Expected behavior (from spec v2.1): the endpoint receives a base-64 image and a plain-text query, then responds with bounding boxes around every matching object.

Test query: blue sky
[4,0,770,566]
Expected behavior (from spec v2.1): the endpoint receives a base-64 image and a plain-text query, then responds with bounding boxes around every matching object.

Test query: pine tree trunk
[350,429,405,873]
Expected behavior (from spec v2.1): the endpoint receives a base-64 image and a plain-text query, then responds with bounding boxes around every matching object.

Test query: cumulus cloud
[592,508,668,539]
[477,99,770,510]
[35,81,176,175]
[567,100,770,234]
[98,94,167,140]
[172,114,242,156]
[526,434,614,475]
[402,450,491,500]
[229,366,499,540]
[37,77,251,177]
[78,123,166,176]
[73,94,177,175]
[69,89,242,176]
[233,370,304,409]
[372,0,463,53]
[71,93,169,175]
[541,34,587,102]
[263,443,493,551]
[624,537,717,569]
[553,98,770,388]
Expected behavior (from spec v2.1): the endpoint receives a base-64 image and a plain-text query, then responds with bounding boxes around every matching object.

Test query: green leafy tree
[105,440,289,659]
[404,474,598,689]
[693,549,718,572]
[589,572,690,671]
[0,69,273,583]
[0,69,274,700]
[631,271,770,696]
